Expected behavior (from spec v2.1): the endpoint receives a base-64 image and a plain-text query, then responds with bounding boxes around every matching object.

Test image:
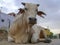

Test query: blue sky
[0,0,60,34]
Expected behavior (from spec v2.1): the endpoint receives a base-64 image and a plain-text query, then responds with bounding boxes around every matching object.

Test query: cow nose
[29,17,37,24]
[29,18,32,20]
[29,17,37,21]
[34,18,37,21]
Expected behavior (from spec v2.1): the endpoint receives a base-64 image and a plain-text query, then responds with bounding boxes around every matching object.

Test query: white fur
[8,36,14,42]
[31,24,40,43]
[31,24,47,43]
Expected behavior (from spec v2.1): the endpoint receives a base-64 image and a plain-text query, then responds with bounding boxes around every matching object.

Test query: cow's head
[18,3,46,25]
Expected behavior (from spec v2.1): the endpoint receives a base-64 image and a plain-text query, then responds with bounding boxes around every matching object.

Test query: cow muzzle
[29,17,37,24]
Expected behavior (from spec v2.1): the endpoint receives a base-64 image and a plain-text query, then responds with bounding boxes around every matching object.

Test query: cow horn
[22,2,25,6]
[37,4,39,6]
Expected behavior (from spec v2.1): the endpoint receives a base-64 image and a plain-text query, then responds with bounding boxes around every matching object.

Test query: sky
[0,0,60,34]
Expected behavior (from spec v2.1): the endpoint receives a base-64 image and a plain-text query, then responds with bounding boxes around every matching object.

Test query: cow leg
[31,30,39,43]
[15,35,29,44]
[15,39,22,44]
[15,38,29,44]
[8,36,14,42]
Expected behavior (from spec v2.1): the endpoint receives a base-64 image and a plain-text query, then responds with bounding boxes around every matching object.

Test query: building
[0,11,14,31]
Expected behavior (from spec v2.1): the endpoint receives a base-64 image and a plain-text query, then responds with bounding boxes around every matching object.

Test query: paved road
[48,39,60,45]
[0,39,60,45]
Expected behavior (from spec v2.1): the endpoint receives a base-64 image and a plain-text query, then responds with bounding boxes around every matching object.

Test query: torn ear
[37,11,46,18]
[18,8,25,14]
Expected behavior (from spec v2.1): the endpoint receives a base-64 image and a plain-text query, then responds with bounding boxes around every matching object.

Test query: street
[0,39,60,45]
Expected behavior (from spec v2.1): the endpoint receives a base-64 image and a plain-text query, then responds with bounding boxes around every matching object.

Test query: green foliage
[48,32,53,38]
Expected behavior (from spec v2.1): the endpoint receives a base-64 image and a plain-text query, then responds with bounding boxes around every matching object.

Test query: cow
[31,24,51,43]
[31,24,45,43]
[8,2,46,44]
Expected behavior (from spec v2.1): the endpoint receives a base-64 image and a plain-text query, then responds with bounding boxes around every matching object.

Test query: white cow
[8,2,46,44]
[31,24,47,43]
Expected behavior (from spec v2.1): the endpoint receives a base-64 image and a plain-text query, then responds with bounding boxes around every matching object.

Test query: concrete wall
[0,12,14,31]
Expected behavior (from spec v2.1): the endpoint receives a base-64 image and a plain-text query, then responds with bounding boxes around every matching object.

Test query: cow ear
[18,8,25,14]
[37,11,46,18]
[22,2,25,6]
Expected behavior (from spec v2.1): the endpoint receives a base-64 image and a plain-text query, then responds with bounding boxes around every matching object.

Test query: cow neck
[21,13,32,33]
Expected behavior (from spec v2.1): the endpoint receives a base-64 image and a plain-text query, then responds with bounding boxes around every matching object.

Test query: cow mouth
[29,21,36,25]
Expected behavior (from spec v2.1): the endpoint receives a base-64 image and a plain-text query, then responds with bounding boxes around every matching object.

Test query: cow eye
[25,8,28,10]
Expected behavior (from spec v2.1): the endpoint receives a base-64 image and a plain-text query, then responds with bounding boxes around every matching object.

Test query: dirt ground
[0,30,60,45]
[0,39,60,45]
